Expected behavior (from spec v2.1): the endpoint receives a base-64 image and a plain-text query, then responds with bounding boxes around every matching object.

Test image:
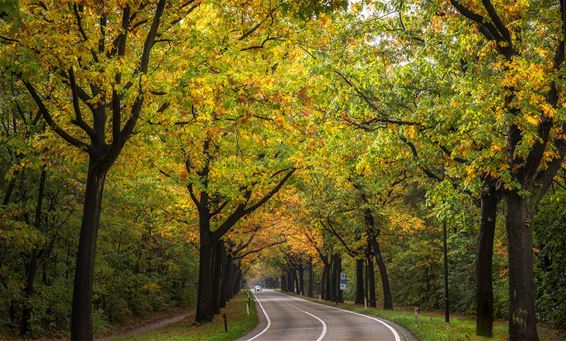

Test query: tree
[441,1,565,338]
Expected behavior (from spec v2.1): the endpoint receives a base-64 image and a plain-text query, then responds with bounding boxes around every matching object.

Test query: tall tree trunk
[505,191,539,340]
[281,274,287,292]
[371,236,392,309]
[20,168,47,336]
[308,259,314,297]
[71,164,107,341]
[2,174,17,205]
[298,266,305,295]
[196,231,214,322]
[288,268,295,293]
[211,241,224,314]
[220,254,232,306]
[366,242,377,308]
[232,267,241,295]
[476,183,498,337]
[329,255,336,302]
[320,262,327,299]
[355,259,364,304]
[326,260,332,300]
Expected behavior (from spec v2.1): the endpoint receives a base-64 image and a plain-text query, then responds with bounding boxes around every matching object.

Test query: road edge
[243,290,271,341]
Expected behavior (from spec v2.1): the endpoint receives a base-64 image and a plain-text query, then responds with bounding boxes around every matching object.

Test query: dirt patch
[96,308,195,340]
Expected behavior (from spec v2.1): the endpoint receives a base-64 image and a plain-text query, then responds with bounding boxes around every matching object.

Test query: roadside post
[415,307,420,325]
[222,310,228,332]
[246,289,251,315]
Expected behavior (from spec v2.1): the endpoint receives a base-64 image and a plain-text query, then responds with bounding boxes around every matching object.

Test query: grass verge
[299,296,508,341]
[119,291,258,341]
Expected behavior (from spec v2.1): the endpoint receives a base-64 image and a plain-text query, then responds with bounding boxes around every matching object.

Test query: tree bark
[281,274,287,292]
[293,268,301,295]
[2,174,17,205]
[71,164,107,341]
[288,268,295,293]
[476,183,498,337]
[371,236,392,309]
[505,191,539,340]
[321,261,327,299]
[355,259,364,304]
[298,266,305,295]
[366,241,377,308]
[220,254,232,307]
[196,232,214,322]
[308,259,314,297]
[232,266,241,295]
[211,241,224,314]
[329,255,337,302]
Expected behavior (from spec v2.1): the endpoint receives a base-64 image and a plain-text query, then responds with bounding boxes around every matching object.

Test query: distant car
[254,285,262,292]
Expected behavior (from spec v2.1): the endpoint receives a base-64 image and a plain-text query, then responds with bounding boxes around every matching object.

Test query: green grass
[301,297,508,341]
[120,291,258,341]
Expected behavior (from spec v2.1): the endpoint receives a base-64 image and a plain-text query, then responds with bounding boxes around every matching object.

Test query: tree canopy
[0,0,564,340]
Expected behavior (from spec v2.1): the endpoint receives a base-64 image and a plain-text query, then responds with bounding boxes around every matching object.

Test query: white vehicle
[254,285,262,292]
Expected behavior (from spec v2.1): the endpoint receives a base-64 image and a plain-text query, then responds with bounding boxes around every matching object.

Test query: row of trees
[270,1,564,339]
[0,0,344,339]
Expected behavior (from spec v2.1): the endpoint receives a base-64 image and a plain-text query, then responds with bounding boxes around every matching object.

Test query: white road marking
[275,291,402,341]
[283,301,328,341]
[245,291,272,341]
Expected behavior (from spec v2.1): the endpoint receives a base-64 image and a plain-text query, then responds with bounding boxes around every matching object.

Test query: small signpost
[340,272,347,290]
[336,272,347,306]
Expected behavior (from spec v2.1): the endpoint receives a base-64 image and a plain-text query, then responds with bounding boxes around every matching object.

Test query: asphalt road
[239,289,416,341]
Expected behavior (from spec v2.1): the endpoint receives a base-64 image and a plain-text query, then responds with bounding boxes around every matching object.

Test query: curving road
[239,289,416,341]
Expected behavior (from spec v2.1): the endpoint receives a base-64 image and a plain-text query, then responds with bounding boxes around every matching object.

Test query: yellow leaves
[189,78,217,108]
[540,103,556,118]
[542,148,559,163]
[525,115,540,126]
[275,115,285,128]
[385,207,425,234]
[466,165,477,178]
[430,16,444,32]
[491,144,503,153]
[504,0,529,18]
[406,126,417,139]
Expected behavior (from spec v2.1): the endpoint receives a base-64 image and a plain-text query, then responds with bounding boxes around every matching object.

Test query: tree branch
[23,80,91,152]
[69,68,97,143]
[335,71,420,127]
[234,239,286,260]
[243,168,296,214]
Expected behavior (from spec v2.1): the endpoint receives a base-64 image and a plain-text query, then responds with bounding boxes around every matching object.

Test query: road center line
[245,291,272,341]
[283,300,328,341]
[276,291,402,341]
